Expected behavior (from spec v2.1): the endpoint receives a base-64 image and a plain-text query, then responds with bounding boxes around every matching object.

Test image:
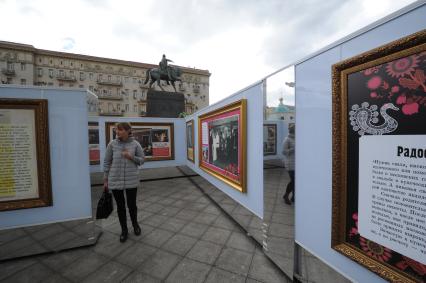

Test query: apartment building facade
[0,41,210,117]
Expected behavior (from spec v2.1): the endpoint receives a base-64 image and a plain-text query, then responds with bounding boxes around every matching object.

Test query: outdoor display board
[0,98,52,211]
[105,122,174,161]
[198,99,247,193]
[332,30,426,282]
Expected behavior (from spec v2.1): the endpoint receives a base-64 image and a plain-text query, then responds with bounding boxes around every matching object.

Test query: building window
[69,84,74,87]
[21,63,26,71]
[70,70,74,76]
[37,68,43,77]
[50,59,53,65]
[48,82,53,86]
[125,104,129,111]
[108,75,111,81]
[98,74,103,81]
[133,78,137,84]
[133,105,137,112]
[60,60,63,65]
[89,73,93,80]
[89,86,94,91]
[79,85,84,88]
[116,76,120,82]
[59,83,64,87]
[39,58,42,63]
[70,62,73,67]
[80,63,83,68]
[20,79,26,85]
[49,69,54,78]
[103,89,107,94]
[124,77,128,83]
[117,104,121,111]
[59,70,64,77]
[7,62,14,70]
[133,90,137,99]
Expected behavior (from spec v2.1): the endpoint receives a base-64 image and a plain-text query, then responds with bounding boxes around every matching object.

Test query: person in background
[282,123,295,205]
[104,122,144,242]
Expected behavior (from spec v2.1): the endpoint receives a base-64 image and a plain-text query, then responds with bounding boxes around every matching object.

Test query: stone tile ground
[0,176,291,283]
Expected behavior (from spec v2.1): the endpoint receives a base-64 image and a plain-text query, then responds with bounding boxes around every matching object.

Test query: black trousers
[284,170,295,200]
[112,188,138,233]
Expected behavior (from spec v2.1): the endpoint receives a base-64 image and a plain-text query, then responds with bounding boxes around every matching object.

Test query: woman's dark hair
[116,122,132,135]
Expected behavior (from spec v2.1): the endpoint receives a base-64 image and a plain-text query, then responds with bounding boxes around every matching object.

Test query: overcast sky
[0,0,418,105]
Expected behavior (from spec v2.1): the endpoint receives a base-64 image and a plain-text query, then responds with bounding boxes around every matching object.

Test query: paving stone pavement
[0,176,291,283]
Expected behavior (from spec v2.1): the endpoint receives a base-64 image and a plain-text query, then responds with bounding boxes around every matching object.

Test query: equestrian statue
[144,54,182,92]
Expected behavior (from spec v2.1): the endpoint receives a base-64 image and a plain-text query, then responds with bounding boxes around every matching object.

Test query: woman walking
[282,123,295,205]
[104,122,144,242]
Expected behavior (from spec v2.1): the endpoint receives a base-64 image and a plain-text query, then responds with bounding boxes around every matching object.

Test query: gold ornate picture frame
[0,99,52,211]
[332,30,426,282]
[105,122,175,161]
[198,99,247,193]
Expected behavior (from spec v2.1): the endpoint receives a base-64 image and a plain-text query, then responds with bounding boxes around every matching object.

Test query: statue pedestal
[146,90,185,118]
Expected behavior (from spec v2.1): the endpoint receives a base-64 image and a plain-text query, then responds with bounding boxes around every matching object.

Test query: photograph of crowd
[206,116,239,174]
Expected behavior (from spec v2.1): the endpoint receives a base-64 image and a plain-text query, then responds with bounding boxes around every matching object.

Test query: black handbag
[96,191,113,219]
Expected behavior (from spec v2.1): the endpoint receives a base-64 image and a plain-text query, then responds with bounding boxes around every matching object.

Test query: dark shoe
[284,196,291,205]
[291,196,295,203]
[133,224,141,236]
[119,231,128,243]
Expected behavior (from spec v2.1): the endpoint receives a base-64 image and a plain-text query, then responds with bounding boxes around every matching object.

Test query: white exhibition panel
[295,4,426,283]
[263,120,288,161]
[94,117,186,172]
[0,86,92,229]
[186,83,264,218]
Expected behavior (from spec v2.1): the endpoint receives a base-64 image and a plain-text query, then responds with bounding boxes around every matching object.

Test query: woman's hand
[103,178,109,191]
[121,149,133,160]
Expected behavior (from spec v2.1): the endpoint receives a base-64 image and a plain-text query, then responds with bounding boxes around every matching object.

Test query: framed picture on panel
[105,122,175,161]
[263,124,277,156]
[0,99,52,211]
[198,99,247,193]
[332,30,425,282]
[88,122,100,165]
[186,120,195,162]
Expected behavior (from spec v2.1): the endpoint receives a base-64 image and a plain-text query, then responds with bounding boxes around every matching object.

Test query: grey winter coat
[282,133,295,171]
[104,137,144,190]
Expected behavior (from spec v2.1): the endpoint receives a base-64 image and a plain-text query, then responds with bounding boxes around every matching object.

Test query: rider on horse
[159,54,173,81]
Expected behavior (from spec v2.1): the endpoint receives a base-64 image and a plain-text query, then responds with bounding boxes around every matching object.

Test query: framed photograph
[263,124,277,156]
[198,99,247,192]
[186,120,195,162]
[105,122,174,161]
[88,122,100,165]
[0,99,52,211]
[332,30,426,282]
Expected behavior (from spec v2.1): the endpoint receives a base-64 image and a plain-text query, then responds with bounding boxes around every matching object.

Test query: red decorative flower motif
[396,95,406,105]
[385,55,420,78]
[367,76,382,90]
[402,102,419,115]
[363,66,380,76]
[370,92,378,98]
[396,257,426,276]
[391,86,399,93]
[349,213,359,237]
[359,237,392,262]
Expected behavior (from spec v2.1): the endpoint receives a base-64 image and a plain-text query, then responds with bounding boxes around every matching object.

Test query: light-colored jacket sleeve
[282,138,294,156]
[131,142,145,166]
[103,141,113,179]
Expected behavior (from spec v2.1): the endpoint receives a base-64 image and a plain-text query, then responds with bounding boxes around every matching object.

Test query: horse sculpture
[143,66,182,92]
